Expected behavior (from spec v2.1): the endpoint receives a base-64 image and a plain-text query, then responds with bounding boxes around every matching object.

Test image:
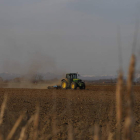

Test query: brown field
[0,85,140,139]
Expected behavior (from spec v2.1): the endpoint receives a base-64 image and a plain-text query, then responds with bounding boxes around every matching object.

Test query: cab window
[66,75,70,79]
[73,74,77,79]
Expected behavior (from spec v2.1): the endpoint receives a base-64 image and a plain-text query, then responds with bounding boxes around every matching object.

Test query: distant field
[0,85,140,139]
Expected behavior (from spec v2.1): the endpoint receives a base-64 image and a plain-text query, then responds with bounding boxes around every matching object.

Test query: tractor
[61,73,85,89]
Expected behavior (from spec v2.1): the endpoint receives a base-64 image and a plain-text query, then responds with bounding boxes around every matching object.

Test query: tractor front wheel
[61,81,67,89]
[71,82,77,90]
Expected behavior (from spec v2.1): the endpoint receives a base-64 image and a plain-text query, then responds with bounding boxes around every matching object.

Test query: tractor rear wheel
[71,82,77,90]
[80,83,86,90]
[61,81,67,89]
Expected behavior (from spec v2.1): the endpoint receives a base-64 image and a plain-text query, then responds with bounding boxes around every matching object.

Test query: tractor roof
[66,73,77,75]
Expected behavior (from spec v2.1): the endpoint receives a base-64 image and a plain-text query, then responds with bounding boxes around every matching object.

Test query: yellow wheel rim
[71,83,75,89]
[62,82,66,88]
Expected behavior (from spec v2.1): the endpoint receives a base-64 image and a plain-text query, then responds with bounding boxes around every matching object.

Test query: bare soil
[0,85,140,139]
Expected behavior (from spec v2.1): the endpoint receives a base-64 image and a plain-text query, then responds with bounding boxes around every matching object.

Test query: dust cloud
[6,80,61,89]
[0,51,65,89]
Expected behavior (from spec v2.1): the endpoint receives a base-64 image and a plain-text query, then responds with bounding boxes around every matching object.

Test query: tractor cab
[66,73,77,80]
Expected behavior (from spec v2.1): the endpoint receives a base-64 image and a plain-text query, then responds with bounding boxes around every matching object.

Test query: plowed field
[0,85,140,139]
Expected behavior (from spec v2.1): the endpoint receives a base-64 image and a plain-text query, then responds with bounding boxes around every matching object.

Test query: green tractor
[61,73,85,90]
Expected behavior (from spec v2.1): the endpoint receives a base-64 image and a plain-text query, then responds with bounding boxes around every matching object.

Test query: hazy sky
[0,0,140,75]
